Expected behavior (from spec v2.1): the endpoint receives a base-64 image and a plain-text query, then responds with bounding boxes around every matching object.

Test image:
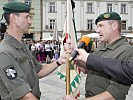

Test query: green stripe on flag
[70,86,72,93]
[57,72,65,79]
[75,75,79,83]
[71,80,76,88]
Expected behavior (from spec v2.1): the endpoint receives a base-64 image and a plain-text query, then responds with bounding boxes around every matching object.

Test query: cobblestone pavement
[40,69,86,100]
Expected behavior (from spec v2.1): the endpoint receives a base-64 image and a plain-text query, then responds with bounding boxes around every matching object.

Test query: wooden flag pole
[66,54,71,95]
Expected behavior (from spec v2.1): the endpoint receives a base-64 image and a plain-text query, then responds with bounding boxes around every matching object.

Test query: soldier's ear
[10,13,19,24]
[112,21,118,31]
[10,13,15,23]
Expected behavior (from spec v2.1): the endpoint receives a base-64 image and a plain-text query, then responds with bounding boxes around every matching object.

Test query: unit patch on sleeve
[3,65,18,80]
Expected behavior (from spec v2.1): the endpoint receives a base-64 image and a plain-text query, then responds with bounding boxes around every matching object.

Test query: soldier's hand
[75,49,89,62]
[64,40,73,51]
[78,66,89,74]
[58,50,72,65]
[58,41,74,65]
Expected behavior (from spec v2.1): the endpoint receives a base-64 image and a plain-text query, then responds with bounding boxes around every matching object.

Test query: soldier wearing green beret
[64,12,133,100]
[0,1,69,100]
[83,12,133,100]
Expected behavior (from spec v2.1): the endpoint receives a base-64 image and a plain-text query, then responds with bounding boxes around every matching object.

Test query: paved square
[40,70,86,100]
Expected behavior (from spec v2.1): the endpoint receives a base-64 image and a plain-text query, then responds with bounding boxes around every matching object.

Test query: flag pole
[58,0,80,97]
[66,0,75,95]
[66,0,71,95]
[66,55,70,95]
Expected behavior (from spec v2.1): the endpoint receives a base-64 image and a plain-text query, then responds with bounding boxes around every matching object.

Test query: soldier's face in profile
[12,13,32,33]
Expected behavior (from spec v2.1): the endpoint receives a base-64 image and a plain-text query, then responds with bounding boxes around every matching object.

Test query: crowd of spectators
[25,39,61,63]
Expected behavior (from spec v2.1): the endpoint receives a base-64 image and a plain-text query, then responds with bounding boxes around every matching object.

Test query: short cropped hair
[4,13,20,25]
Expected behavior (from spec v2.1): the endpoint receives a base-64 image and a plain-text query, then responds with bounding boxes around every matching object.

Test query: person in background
[0,2,70,99]
[45,40,52,59]
[91,38,97,52]
[46,55,51,64]
[51,55,56,62]
[38,41,45,63]
[31,41,36,56]
[0,22,7,42]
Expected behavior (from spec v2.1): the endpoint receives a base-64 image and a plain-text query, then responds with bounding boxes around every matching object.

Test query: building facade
[1,0,133,40]
[0,0,41,40]
[42,0,133,39]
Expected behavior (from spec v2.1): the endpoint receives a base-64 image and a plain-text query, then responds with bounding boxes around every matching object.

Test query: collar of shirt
[98,36,127,51]
[3,34,26,50]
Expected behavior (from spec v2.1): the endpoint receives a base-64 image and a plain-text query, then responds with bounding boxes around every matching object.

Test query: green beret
[95,12,121,25]
[3,1,30,14]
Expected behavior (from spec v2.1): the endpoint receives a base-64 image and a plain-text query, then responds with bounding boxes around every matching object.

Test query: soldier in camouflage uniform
[0,2,68,100]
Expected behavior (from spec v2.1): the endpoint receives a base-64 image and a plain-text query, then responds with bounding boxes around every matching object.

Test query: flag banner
[57,0,81,98]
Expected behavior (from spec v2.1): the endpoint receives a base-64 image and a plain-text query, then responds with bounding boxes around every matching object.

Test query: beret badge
[103,14,110,19]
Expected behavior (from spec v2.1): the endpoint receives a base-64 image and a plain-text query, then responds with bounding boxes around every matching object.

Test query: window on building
[8,0,15,2]
[25,0,31,7]
[49,19,55,29]
[107,4,112,12]
[121,4,127,14]
[49,2,56,13]
[87,20,93,30]
[121,20,126,30]
[87,3,93,13]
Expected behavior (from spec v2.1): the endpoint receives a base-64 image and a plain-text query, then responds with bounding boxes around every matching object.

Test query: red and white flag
[57,0,81,98]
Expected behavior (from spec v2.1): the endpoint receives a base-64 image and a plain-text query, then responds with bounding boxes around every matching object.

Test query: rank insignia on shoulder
[3,65,18,80]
